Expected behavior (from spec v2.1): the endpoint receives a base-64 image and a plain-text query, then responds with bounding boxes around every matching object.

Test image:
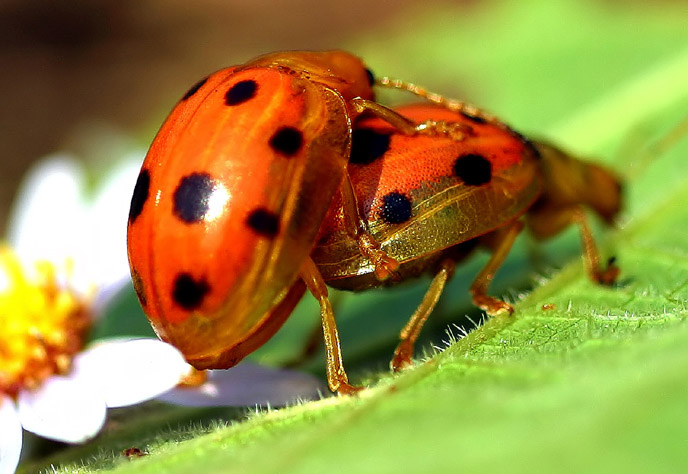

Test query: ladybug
[313,103,621,374]
[127,51,468,394]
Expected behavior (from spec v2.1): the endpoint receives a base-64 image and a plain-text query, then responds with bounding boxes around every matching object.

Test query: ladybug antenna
[375,76,503,127]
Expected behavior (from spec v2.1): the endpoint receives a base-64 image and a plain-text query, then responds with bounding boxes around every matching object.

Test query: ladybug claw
[336,382,365,395]
[391,341,414,372]
[594,257,620,286]
[486,303,514,317]
[391,355,413,373]
[472,294,514,317]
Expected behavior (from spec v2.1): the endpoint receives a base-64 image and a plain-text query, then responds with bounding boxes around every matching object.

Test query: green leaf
[25,0,688,472]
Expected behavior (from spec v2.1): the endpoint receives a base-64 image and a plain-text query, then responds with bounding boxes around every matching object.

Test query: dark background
[0,0,421,233]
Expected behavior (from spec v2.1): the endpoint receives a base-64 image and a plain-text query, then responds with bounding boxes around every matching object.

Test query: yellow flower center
[0,246,91,398]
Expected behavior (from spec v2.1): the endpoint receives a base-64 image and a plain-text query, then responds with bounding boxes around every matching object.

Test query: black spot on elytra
[131,269,147,307]
[380,192,412,224]
[350,128,390,164]
[246,208,280,238]
[269,127,303,156]
[453,153,492,186]
[459,110,487,124]
[225,80,257,105]
[173,173,217,223]
[181,77,208,101]
[129,169,150,223]
[172,273,210,310]
[365,68,375,87]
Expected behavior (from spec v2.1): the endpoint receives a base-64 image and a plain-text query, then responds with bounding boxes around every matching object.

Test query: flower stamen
[0,247,91,398]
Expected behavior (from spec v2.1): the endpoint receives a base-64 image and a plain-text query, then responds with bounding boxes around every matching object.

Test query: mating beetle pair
[127,51,620,393]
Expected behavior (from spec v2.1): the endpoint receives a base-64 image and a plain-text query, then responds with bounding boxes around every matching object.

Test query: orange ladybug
[313,104,621,375]
[127,51,462,393]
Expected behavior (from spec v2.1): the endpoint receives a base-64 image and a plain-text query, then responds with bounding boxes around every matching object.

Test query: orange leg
[350,98,470,141]
[471,220,523,316]
[391,259,455,372]
[339,170,399,281]
[572,206,619,285]
[527,203,618,285]
[300,257,361,394]
[177,367,208,388]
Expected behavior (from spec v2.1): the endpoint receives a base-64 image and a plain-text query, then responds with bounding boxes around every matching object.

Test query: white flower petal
[6,155,142,304]
[0,395,22,474]
[85,158,142,303]
[158,362,325,407]
[73,338,190,408]
[17,376,106,444]
[7,156,88,267]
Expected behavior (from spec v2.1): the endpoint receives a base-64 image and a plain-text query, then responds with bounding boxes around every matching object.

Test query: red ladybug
[314,104,620,374]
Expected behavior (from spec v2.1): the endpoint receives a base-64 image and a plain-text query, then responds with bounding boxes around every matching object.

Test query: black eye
[365,68,375,86]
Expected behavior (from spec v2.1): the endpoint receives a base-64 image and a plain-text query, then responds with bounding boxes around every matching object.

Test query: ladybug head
[584,163,623,224]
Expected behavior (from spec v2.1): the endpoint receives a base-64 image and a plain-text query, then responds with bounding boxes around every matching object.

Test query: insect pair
[127,51,621,394]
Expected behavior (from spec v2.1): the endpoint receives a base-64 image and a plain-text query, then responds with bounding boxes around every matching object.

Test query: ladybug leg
[177,367,208,387]
[340,169,400,281]
[300,256,362,395]
[471,220,524,316]
[284,294,346,368]
[391,259,455,372]
[350,99,470,141]
[572,206,619,285]
[527,205,619,285]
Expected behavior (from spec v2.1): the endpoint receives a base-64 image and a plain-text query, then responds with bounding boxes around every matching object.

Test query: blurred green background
[2,0,686,231]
